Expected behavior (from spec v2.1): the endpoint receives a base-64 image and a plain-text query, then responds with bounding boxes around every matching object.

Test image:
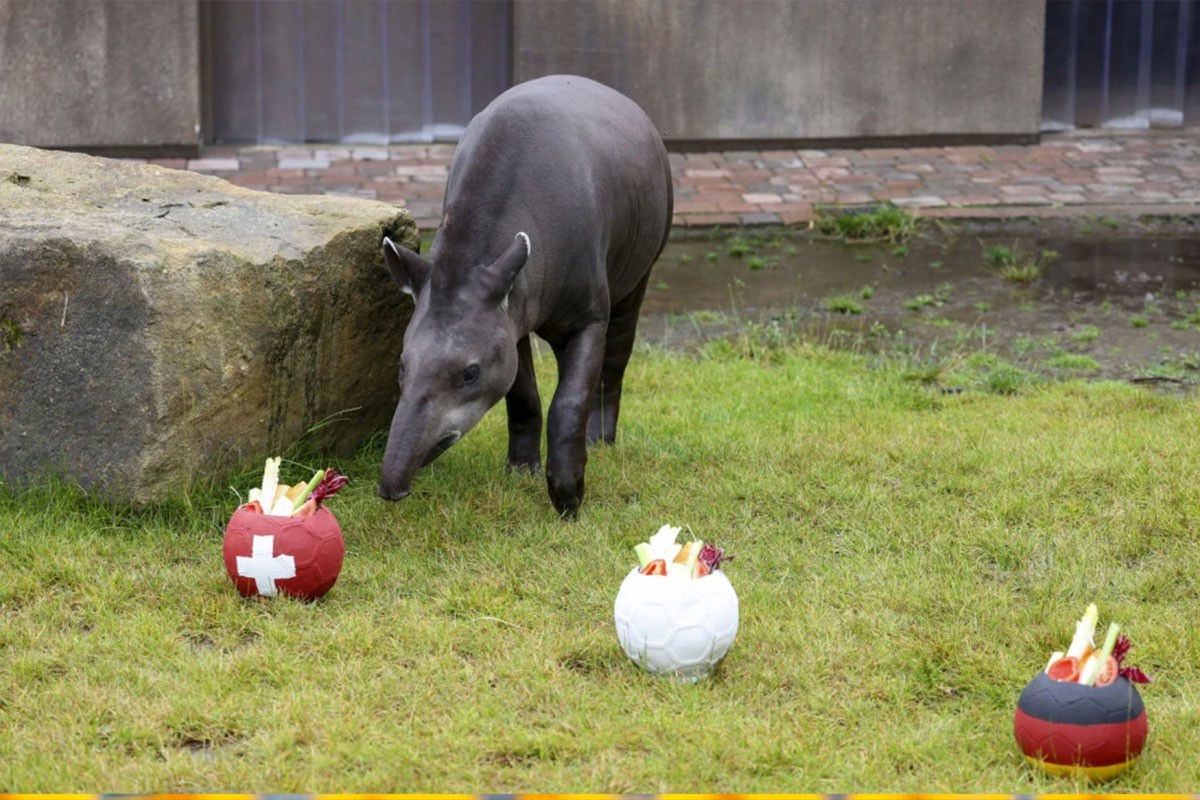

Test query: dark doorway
[1042,0,1200,130]
[202,0,511,144]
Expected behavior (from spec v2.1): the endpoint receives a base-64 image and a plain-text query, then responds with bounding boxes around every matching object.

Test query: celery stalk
[634,542,654,568]
[291,469,325,514]
[684,539,704,578]
[1080,622,1120,686]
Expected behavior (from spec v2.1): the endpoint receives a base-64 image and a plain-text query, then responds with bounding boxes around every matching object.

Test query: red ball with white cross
[222,505,345,600]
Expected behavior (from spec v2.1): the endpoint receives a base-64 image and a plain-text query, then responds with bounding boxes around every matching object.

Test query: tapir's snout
[377,426,464,503]
[377,484,411,502]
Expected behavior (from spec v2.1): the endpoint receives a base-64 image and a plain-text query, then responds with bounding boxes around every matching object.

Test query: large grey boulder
[0,144,418,503]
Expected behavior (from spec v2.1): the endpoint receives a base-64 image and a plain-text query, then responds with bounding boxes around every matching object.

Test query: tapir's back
[440,75,673,318]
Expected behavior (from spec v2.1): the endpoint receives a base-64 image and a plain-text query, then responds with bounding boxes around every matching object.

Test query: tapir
[378,75,673,518]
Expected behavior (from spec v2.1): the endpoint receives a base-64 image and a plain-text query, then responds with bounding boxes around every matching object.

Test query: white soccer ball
[613,567,739,681]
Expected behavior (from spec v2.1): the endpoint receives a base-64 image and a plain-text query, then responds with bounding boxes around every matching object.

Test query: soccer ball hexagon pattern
[223,505,345,600]
[613,567,739,681]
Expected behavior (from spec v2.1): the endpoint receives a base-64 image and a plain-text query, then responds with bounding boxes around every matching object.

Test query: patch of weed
[1083,214,1122,231]
[983,244,1014,269]
[687,310,729,325]
[1131,316,1149,329]
[902,362,945,385]
[1047,353,1101,371]
[904,282,952,311]
[727,236,754,258]
[816,203,919,243]
[1071,325,1101,344]
[986,362,1035,395]
[826,295,865,315]
[1,319,22,351]
[982,243,1058,283]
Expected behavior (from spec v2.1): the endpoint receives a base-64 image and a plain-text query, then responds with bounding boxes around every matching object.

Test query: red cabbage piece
[309,469,349,506]
[1112,633,1152,683]
[698,542,733,572]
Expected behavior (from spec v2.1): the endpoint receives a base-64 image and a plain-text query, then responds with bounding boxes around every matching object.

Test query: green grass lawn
[3,342,1200,791]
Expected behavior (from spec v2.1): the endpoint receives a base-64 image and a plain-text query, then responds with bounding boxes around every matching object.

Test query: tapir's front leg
[505,335,542,473]
[546,322,607,518]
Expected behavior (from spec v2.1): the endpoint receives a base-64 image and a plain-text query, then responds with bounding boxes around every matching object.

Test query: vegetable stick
[268,484,292,516]
[291,470,326,515]
[1065,603,1098,660]
[648,524,683,562]
[1080,622,1120,686]
[260,457,281,516]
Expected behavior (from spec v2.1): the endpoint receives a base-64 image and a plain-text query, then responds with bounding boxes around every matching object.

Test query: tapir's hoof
[549,479,583,520]
[377,484,411,501]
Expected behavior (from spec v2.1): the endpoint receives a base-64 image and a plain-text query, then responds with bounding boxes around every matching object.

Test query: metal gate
[202,0,511,144]
[1042,0,1199,131]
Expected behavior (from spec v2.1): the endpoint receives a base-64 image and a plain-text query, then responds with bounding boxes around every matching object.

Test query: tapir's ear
[482,232,531,305]
[382,237,432,296]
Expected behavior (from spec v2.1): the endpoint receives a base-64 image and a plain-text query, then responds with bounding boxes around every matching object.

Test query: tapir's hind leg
[587,269,652,446]
[505,335,542,473]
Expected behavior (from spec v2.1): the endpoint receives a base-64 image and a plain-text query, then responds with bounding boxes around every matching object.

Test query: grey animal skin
[378,74,673,518]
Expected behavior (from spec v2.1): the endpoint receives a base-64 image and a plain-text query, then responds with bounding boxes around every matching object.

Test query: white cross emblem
[236,534,296,596]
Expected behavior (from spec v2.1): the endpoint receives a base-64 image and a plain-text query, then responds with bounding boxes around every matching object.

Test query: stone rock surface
[0,144,419,503]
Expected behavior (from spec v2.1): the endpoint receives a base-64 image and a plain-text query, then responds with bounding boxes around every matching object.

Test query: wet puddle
[640,219,1200,386]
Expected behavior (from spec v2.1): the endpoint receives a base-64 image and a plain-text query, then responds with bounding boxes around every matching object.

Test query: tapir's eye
[462,364,480,386]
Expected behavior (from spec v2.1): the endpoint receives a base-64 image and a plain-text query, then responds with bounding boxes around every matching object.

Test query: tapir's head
[376,233,530,501]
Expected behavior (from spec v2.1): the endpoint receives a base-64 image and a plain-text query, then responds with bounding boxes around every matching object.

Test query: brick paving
[138,129,1200,230]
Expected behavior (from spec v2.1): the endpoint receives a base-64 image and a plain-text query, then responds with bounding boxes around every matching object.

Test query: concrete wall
[514,0,1046,145]
[0,0,1045,150]
[0,0,200,153]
